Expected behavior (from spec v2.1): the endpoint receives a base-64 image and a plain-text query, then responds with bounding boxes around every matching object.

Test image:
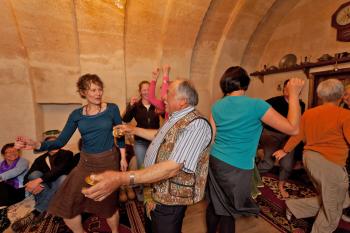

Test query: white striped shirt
[143,106,212,173]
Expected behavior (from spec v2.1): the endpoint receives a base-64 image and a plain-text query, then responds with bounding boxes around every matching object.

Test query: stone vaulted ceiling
[1,0,311,127]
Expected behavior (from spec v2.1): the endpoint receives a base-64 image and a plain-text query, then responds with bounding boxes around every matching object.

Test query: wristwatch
[129,173,135,186]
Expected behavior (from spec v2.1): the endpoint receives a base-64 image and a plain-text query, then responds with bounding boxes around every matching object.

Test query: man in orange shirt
[273,79,350,233]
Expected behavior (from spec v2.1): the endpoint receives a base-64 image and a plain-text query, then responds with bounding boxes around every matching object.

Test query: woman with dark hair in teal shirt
[206,66,305,233]
[15,74,127,233]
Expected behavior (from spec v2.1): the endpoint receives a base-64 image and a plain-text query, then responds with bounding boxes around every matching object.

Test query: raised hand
[15,136,40,150]
[152,68,160,82]
[162,64,171,76]
[287,78,305,98]
[130,96,139,106]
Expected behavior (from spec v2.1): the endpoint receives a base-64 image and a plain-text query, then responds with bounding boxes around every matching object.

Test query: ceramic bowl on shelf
[279,54,297,69]
[317,54,333,61]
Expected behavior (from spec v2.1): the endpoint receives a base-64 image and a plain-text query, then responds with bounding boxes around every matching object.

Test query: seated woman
[0,143,29,207]
[274,79,350,233]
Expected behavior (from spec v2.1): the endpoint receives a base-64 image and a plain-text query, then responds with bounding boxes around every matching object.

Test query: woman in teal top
[15,74,127,233]
[206,66,304,233]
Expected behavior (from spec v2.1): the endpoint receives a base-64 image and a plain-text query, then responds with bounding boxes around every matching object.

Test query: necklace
[86,104,102,116]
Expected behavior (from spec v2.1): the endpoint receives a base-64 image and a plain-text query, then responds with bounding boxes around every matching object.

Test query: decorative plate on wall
[278,54,297,69]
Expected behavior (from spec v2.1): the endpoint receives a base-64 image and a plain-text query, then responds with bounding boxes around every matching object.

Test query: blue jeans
[27,171,66,212]
[134,140,150,169]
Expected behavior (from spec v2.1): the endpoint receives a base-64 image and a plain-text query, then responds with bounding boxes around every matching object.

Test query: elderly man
[274,79,350,233]
[83,79,212,233]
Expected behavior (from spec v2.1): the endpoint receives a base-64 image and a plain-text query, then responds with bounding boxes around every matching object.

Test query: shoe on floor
[32,211,46,225]
[126,186,136,200]
[11,211,35,232]
[119,187,128,203]
[11,210,45,232]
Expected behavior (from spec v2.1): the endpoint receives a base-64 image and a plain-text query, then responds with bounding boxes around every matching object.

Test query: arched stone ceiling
[1,0,312,141]
[1,0,286,105]
[241,0,301,72]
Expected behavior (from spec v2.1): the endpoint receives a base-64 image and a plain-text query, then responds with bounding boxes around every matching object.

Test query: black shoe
[32,211,46,225]
[11,210,46,232]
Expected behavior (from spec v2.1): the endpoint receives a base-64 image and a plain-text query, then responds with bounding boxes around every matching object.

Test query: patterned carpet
[0,196,146,233]
[257,172,350,233]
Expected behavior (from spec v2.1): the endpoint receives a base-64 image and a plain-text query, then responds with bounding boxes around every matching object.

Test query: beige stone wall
[1,0,350,150]
[0,0,37,146]
[243,0,350,104]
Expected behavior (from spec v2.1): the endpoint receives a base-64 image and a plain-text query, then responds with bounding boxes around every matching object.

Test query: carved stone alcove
[308,68,350,107]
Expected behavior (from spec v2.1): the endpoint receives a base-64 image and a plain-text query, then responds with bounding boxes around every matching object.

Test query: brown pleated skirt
[48,147,120,219]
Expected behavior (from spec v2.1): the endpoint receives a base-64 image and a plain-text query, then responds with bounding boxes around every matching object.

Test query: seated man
[274,79,350,233]
[257,79,305,198]
[12,131,73,231]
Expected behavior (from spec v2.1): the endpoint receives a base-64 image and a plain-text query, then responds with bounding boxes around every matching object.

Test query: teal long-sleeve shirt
[39,103,125,154]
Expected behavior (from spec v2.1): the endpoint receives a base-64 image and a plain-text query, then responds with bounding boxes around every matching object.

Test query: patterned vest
[152,110,212,205]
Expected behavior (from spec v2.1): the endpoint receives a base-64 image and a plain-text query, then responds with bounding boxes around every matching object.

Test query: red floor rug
[1,199,146,233]
[257,172,350,233]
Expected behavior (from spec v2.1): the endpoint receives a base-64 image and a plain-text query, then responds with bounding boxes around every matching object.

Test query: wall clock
[332,1,350,42]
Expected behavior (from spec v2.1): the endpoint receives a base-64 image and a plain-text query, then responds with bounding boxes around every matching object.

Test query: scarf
[0,157,20,188]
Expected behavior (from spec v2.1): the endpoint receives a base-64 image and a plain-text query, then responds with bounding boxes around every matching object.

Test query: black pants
[0,182,25,206]
[206,201,235,233]
[257,129,294,181]
[150,204,187,233]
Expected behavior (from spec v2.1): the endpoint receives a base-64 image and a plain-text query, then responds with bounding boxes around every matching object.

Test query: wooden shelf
[250,56,350,81]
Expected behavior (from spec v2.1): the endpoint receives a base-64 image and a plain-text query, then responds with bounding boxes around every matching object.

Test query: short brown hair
[138,80,150,92]
[77,74,104,99]
[220,66,250,95]
[1,143,15,155]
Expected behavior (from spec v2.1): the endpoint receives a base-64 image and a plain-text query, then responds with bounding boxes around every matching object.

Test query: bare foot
[279,181,289,198]
[280,188,289,198]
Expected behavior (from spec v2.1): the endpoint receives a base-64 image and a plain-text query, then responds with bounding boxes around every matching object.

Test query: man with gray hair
[83,79,212,233]
[273,79,350,233]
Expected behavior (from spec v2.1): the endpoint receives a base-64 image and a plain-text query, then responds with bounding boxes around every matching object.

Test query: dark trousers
[257,129,294,181]
[206,201,235,233]
[150,204,187,233]
[0,182,25,206]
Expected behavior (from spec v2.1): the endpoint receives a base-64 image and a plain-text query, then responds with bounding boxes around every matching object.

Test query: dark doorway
[308,68,350,107]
